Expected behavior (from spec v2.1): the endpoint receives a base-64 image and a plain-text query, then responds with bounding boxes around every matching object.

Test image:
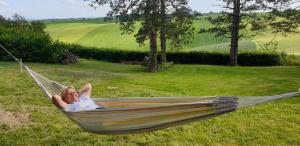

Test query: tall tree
[86,0,160,72]
[159,0,194,62]
[85,0,194,69]
[160,0,167,63]
[144,0,160,72]
[166,5,194,51]
[203,0,299,66]
[230,0,240,66]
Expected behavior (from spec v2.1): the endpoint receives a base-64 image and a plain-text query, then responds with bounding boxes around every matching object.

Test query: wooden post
[19,59,23,73]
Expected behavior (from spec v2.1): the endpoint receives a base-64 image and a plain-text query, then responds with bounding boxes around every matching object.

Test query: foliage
[166,5,195,51]
[202,0,300,65]
[0,14,69,63]
[280,54,300,66]
[84,0,195,71]
[66,44,283,66]
[269,8,300,34]
[157,61,174,72]
[259,39,279,51]
[84,0,162,71]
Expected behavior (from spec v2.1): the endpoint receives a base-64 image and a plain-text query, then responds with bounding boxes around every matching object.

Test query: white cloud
[0,0,8,6]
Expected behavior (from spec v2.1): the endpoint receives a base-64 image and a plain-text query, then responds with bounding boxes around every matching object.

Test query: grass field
[253,31,300,54]
[1,60,300,145]
[46,19,300,53]
[46,19,258,52]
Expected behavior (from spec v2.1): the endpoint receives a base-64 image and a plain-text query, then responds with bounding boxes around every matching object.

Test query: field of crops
[46,19,259,52]
[46,18,300,53]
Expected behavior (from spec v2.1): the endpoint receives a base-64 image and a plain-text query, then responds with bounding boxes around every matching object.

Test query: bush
[280,54,300,66]
[0,15,68,63]
[66,44,283,66]
[238,51,282,66]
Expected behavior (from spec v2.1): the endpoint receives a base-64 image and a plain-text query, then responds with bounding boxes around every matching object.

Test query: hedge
[68,45,282,66]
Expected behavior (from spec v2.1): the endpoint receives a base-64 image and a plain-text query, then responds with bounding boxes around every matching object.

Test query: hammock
[1,44,300,134]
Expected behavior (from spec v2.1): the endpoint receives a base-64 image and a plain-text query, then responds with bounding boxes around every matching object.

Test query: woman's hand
[52,95,68,109]
[79,83,92,98]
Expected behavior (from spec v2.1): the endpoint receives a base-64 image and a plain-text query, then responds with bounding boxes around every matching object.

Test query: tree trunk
[148,27,158,72]
[160,0,167,64]
[230,0,240,66]
[145,0,158,72]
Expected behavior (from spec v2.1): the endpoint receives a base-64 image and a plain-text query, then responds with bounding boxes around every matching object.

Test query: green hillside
[46,19,299,53]
[46,19,258,52]
[253,30,300,54]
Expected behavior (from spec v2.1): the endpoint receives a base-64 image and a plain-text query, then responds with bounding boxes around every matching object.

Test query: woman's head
[61,86,79,104]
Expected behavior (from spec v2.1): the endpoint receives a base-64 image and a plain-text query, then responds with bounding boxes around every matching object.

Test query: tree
[85,0,194,70]
[0,15,6,25]
[167,5,194,51]
[267,0,300,34]
[192,10,203,17]
[0,14,72,63]
[203,0,299,66]
[11,14,28,27]
[86,0,160,72]
[160,0,194,61]
[31,21,47,32]
[160,0,167,63]
[230,0,240,66]
[145,0,194,64]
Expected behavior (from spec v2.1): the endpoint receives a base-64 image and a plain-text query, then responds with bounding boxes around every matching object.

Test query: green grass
[46,21,148,51]
[46,18,300,54]
[46,19,258,52]
[1,60,300,145]
[253,31,300,54]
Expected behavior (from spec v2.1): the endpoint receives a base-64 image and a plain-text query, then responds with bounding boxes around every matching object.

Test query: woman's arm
[52,95,68,109]
[79,83,92,98]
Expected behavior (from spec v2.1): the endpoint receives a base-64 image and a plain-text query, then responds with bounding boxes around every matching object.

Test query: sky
[0,0,224,20]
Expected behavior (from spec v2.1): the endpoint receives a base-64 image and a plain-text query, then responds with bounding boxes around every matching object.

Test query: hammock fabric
[1,44,300,134]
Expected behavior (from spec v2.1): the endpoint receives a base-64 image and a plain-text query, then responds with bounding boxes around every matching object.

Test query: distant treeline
[40,11,216,23]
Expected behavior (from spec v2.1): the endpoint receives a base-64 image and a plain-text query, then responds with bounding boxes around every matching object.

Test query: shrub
[0,15,68,63]
[66,44,283,66]
[280,54,300,66]
[238,51,281,66]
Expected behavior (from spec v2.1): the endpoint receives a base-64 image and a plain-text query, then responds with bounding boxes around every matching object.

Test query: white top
[64,93,101,112]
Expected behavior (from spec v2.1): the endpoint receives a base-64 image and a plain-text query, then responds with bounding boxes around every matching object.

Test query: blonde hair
[61,86,76,101]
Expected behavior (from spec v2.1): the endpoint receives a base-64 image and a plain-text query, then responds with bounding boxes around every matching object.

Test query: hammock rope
[1,44,299,134]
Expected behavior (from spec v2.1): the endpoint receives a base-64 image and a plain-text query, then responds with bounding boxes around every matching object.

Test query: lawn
[0,60,300,145]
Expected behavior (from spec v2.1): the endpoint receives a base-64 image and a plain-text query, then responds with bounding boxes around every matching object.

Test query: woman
[52,83,102,112]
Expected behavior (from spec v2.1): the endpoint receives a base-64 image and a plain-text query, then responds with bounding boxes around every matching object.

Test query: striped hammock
[1,44,300,134]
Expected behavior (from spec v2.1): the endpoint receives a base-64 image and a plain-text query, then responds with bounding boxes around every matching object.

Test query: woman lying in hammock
[52,83,102,112]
